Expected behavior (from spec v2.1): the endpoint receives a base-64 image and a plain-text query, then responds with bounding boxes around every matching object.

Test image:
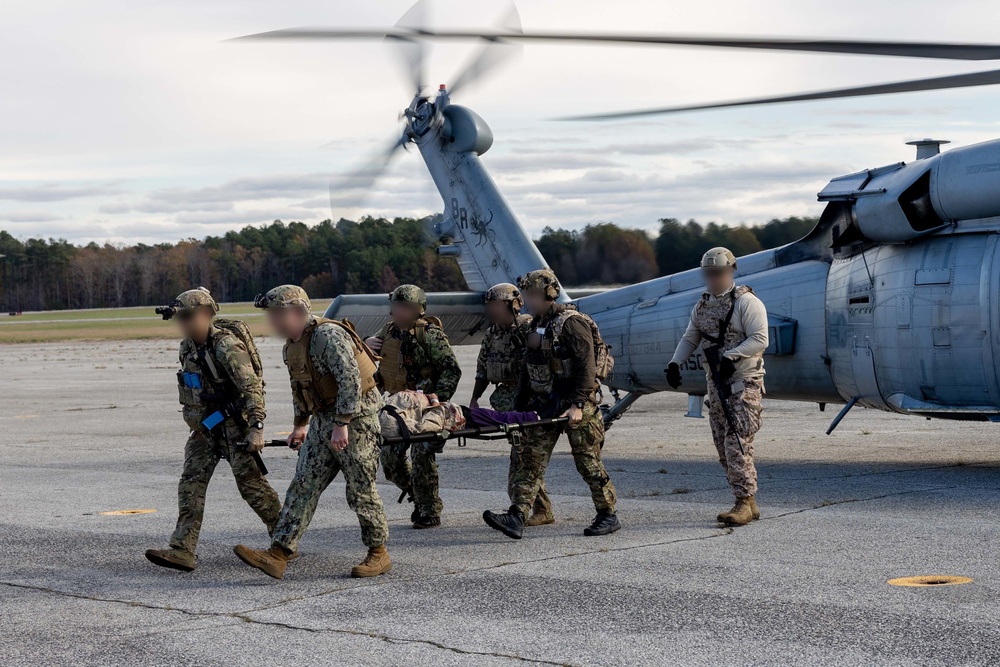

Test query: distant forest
[0,216,817,311]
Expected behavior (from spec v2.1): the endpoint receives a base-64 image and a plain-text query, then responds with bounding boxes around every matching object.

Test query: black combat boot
[412,514,441,529]
[483,506,525,540]
[584,511,621,536]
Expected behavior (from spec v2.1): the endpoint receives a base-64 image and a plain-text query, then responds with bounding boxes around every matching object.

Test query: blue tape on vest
[201,411,224,430]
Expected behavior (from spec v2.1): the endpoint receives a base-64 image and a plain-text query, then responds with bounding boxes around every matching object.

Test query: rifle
[703,345,744,455]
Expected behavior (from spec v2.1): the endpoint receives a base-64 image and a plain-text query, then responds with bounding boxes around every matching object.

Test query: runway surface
[1,339,997,666]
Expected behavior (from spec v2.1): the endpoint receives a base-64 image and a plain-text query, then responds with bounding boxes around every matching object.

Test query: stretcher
[264,416,570,451]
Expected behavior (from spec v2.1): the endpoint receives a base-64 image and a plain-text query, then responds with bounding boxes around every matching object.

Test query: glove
[247,427,266,453]
[665,362,682,389]
[719,356,737,381]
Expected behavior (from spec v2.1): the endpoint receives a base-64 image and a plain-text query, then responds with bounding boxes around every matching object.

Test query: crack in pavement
[0,484,962,665]
[758,485,959,521]
[0,581,570,666]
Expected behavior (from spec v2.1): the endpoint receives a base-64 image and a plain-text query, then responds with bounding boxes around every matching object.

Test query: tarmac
[1,339,998,666]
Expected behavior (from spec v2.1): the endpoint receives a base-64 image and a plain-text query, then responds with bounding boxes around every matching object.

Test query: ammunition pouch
[485,359,519,385]
[549,355,574,380]
[526,359,554,395]
[177,371,203,407]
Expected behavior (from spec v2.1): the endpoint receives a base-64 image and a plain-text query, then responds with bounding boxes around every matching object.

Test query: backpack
[550,309,615,381]
[213,318,264,378]
[414,315,445,347]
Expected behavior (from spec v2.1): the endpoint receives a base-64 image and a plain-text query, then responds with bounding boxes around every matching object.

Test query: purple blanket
[466,407,539,428]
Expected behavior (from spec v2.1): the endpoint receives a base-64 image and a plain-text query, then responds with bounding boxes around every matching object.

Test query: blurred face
[177,308,213,342]
[703,267,735,296]
[265,307,310,341]
[486,300,515,326]
[390,302,422,329]
[523,289,550,315]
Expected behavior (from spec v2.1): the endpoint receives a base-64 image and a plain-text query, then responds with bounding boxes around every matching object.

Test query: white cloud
[2,211,62,223]
[1,0,1000,245]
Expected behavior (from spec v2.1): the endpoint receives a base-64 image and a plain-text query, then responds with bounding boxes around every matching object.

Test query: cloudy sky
[3,0,1000,244]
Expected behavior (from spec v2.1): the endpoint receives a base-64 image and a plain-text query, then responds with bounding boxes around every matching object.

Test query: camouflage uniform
[510,303,617,518]
[170,312,281,556]
[474,313,554,517]
[671,285,768,498]
[377,318,461,519]
[272,319,389,552]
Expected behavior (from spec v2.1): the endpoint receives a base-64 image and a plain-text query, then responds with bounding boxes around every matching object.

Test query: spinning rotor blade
[230,28,1000,62]
[385,0,431,94]
[329,135,409,214]
[448,3,524,96]
[556,67,1000,121]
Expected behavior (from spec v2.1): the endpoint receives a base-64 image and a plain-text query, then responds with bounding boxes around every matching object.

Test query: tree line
[0,215,817,312]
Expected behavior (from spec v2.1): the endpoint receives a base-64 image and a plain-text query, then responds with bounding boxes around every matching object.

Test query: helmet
[484,282,523,312]
[155,287,219,320]
[389,284,427,311]
[701,247,737,270]
[254,285,312,312]
[517,269,561,301]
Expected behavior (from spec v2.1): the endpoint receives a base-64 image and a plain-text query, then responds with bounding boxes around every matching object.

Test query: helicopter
[233,3,1000,432]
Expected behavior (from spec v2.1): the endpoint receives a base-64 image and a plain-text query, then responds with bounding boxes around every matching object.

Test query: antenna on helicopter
[906,138,951,160]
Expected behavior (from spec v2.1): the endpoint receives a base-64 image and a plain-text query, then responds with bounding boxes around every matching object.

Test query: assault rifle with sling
[701,295,745,455]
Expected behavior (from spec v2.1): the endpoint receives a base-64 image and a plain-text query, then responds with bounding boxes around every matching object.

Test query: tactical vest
[284,318,378,414]
[524,306,610,396]
[694,285,764,377]
[483,314,531,385]
[176,328,236,410]
[377,318,438,394]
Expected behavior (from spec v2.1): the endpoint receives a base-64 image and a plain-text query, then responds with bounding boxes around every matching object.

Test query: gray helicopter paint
[826,234,1000,413]
[326,90,1000,420]
[412,90,564,299]
[575,258,837,403]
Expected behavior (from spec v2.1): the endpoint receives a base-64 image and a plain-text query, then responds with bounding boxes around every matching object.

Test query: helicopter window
[898,171,944,232]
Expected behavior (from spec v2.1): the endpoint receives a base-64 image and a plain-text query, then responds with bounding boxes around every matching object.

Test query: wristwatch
[334,419,351,428]
[251,421,264,430]
[574,400,585,409]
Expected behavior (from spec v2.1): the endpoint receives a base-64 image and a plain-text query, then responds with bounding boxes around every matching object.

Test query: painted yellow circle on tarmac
[99,509,158,516]
[887,575,972,587]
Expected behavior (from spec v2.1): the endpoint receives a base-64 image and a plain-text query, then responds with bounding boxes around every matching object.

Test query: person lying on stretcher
[379,390,540,442]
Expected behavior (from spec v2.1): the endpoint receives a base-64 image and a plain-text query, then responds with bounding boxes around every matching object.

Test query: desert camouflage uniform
[475,314,553,517]
[171,326,281,555]
[377,320,461,519]
[272,321,389,551]
[673,285,767,498]
[509,305,617,517]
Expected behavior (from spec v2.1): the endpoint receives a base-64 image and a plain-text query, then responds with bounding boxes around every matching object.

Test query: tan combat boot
[351,545,392,578]
[525,510,555,527]
[233,544,292,579]
[145,547,196,572]
[718,496,760,526]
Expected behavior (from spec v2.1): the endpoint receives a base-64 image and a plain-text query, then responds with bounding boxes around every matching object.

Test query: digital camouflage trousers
[272,411,389,551]
[380,439,442,518]
[508,402,616,517]
[170,429,281,554]
[707,377,763,498]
